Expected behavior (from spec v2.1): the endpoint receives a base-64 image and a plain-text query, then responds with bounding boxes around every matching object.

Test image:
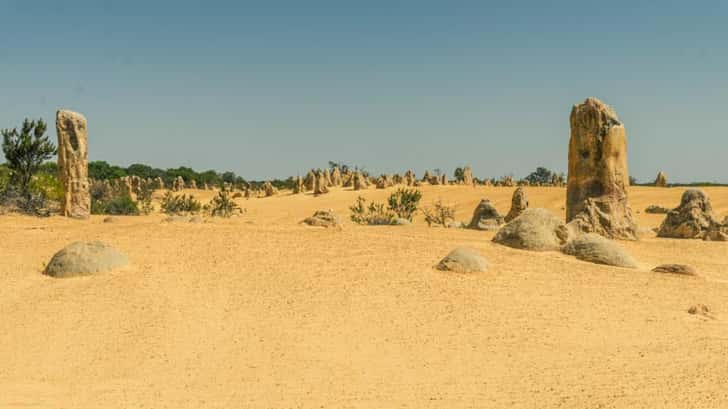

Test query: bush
[205,189,242,217]
[102,195,140,215]
[422,199,456,227]
[30,172,64,203]
[160,191,202,215]
[387,188,421,221]
[350,196,396,225]
[1,119,57,207]
[136,183,154,215]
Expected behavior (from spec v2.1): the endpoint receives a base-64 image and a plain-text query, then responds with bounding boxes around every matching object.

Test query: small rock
[302,210,341,228]
[645,205,670,214]
[436,247,488,273]
[103,217,117,223]
[652,264,696,276]
[687,304,712,318]
[493,208,569,251]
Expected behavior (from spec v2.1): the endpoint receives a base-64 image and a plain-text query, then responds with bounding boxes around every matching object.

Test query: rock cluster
[654,171,668,187]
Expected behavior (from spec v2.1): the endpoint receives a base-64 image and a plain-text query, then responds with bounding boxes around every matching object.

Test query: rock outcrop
[562,233,637,268]
[302,210,341,228]
[314,171,329,195]
[436,248,488,273]
[467,199,504,230]
[654,171,668,187]
[56,110,90,218]
[566,97,638,240]
[462,166,474,186]
[504,187,529,222]
[657,189,727,240]
[44,241,128,278]
[331,167,342,186]
[492,208,569,251]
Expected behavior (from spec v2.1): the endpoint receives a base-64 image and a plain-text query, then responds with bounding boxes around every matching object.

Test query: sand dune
[1,186,727,408]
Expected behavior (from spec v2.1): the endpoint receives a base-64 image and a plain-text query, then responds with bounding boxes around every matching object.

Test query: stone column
[566,97,637,240]
[56,110,90,219]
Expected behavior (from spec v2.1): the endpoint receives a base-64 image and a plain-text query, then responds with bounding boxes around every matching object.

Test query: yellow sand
[1,186,727,408]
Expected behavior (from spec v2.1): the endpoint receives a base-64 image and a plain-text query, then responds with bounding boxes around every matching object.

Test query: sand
[1,185,727,408]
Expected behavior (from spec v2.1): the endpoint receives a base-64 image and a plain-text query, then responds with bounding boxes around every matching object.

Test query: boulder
[504,187,529,222]
[467,199,504,230]
[657,189,726,240]
[492,208,569,251]
[44,241,128,278]
[56,110,90,219]
[566,97,637,240]
[302,210,341,228]
[562,233,638,268]
[436,247,488,273]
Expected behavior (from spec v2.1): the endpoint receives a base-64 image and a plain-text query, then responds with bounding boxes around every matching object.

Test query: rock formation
[502,176,514,187]
[56,110,90,218]
[314,171,329,195]
[331,167,342,186]
[293,175,304,194]
[504,187,529,222]
[263,181,277,197]
[403,170,416,186]
[172,176,185,192]
[654,171,668,187]
[657,189,727,241]
[566,97,638,240]
[304,170,316,191]
[190,180,198,190]
[492,208,570,251]
[436,247,488,273]
[323,168,333,187]
[44,241,128,278]
[652,264,696,276]
[353,172,366,191]
[302,210,341,228]
[462,166,474,186]
[562,233,637,268]
[467,199,504,230]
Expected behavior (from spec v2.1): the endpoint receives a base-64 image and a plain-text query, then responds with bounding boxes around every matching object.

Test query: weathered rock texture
[263,181,277,197]
[44,241,128,278]
[657,189,727,240]
[652,264,696,276]
[331,167,342,186]
[467,199,504,230]
[645,205,670,214]
[566,97,638,240]
[493,208,570,251]
[654,171,668,187]
[314,171,329,195]
[562,233,637,268]
[436,247,488,273]
[504,187,529,222]
[462,166,474,186]
[56,110,90,218]
[302,210,341,228]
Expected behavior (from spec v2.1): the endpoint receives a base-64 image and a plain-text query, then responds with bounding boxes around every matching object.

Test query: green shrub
[102,195,140,215]
[30,172,64,202]
[350,196,396,225]
[160,191,202,215]
[206,190,242,217]
[136,183,154,215]
[387,188,421,221]
[422,199,456,227]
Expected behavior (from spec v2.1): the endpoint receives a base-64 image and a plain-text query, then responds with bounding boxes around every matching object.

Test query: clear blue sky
[1,0,726,182]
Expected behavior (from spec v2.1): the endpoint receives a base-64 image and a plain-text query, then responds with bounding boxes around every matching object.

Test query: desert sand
[1,185,727,408]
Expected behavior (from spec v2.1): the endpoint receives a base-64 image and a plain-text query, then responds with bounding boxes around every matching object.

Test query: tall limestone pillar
[56,110,90,219]
[566,98,637,240]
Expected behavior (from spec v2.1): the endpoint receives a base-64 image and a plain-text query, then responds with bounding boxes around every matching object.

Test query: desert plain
[1,184,727,409]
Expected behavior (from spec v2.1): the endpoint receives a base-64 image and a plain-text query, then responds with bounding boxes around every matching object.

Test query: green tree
[1,118,57,203]
[525,167,554,185]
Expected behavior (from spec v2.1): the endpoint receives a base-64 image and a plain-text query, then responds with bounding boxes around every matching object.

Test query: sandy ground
[1,185,727,408]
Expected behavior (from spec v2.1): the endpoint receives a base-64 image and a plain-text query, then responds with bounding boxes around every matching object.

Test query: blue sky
[1,0,726,182]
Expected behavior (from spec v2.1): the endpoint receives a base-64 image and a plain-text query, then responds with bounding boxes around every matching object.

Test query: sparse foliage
[350,196,396,225]
[205,189,242,217]
[422,199,456,227]
[387,188,421,221]
[160,191,202,215]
